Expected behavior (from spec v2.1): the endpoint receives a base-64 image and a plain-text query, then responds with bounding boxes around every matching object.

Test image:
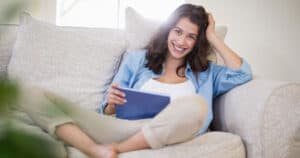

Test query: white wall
[186,0,300,82]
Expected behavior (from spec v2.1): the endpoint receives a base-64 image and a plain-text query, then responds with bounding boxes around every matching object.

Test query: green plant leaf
[0,78,20,114]
[0,122,58,158]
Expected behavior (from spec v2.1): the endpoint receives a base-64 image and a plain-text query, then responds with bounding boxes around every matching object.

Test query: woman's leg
[55,123,118,158]
[18,86,146,157]
[114,94,208,153]
[19,86,207,155]
[44,89,147,144]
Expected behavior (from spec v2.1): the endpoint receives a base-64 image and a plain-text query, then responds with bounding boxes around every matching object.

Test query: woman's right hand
[104,83,127,114]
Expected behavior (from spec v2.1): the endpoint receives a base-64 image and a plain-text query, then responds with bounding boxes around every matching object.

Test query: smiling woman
[6,3,253,158]
[56,0,184,28]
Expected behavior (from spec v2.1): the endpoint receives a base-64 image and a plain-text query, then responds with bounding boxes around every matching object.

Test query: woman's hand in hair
[105,83,126,114]
[206,13,218,43]
[205,13,242,69]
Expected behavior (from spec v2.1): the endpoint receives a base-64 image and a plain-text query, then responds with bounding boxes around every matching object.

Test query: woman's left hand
[206,13,217,42]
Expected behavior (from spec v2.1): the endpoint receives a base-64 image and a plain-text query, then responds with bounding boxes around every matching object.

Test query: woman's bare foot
[87,145,118,158]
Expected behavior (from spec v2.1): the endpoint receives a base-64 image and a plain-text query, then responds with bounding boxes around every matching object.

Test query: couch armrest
[211,78,300,158]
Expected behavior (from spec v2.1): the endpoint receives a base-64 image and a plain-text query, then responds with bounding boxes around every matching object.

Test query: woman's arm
[100,51,146,114]
[206,13,242,69]
[205,13,252,97]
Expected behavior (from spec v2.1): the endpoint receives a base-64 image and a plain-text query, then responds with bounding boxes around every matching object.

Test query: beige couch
[0,8,299,158]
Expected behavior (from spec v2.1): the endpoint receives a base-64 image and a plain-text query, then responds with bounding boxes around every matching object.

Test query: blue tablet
[116,87,170,120]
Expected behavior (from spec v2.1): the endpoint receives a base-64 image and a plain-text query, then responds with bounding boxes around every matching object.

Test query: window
[56,0,184,28]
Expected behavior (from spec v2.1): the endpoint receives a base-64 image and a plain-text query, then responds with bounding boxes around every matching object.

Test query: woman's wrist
[207,33,220,46]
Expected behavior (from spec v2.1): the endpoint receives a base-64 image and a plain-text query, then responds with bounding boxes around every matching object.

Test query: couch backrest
[6,14,129,110]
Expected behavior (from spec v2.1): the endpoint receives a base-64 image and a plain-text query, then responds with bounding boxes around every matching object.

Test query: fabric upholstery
[262,83,300,158]
[7,14,127,110]
[212,79,300,158]
[124,7,228,64]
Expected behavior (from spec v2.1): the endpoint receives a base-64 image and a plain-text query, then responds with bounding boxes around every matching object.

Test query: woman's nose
[177,36,186,45]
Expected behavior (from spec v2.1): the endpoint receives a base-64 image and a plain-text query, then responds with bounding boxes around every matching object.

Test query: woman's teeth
[174,45,184,52]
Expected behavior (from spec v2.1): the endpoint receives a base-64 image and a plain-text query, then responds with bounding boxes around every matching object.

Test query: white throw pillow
[125,7,227,64]
[8,14,127,110]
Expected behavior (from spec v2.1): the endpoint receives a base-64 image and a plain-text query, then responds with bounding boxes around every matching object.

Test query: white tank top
[140,78,196,101]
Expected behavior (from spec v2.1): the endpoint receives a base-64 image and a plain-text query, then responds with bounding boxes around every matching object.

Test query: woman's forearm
[209,34,242,69]
[206,14,242,69]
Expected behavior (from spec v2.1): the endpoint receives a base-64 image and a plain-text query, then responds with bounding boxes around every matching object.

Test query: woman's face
[167,17,198,61]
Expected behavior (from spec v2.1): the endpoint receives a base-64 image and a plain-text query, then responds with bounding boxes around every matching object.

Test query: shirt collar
[185,63,192,73]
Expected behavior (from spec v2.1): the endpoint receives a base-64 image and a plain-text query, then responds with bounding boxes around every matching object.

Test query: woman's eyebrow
[188,32,197,36]
[173,26,182,30]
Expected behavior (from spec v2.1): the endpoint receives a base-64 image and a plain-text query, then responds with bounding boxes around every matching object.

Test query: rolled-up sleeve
[212,58,252,97]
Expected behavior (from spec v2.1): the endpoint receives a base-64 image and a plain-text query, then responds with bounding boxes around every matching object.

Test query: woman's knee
[171,94,208,121]
[173,95,208,135]
[142,94,209,148]
[189,94,208,121]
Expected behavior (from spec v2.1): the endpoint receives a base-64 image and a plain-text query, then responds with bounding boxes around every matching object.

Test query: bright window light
[56,0,184,28]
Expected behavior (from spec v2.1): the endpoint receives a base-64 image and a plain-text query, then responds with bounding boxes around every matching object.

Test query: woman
[20,4,252,158]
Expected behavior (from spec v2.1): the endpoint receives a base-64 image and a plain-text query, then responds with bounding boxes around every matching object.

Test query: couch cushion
[8,14,127,110]
[125,7,228,64]
[67,132,245,158]
[0,24,18,76]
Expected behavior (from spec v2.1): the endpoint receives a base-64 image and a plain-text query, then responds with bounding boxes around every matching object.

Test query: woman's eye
[174,29,182,35]
[188,35,197,40]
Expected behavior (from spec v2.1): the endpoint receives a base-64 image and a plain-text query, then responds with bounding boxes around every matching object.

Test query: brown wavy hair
[145,4,210,77]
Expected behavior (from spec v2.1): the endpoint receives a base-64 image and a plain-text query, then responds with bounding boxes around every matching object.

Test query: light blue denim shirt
[100,49,252,135]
